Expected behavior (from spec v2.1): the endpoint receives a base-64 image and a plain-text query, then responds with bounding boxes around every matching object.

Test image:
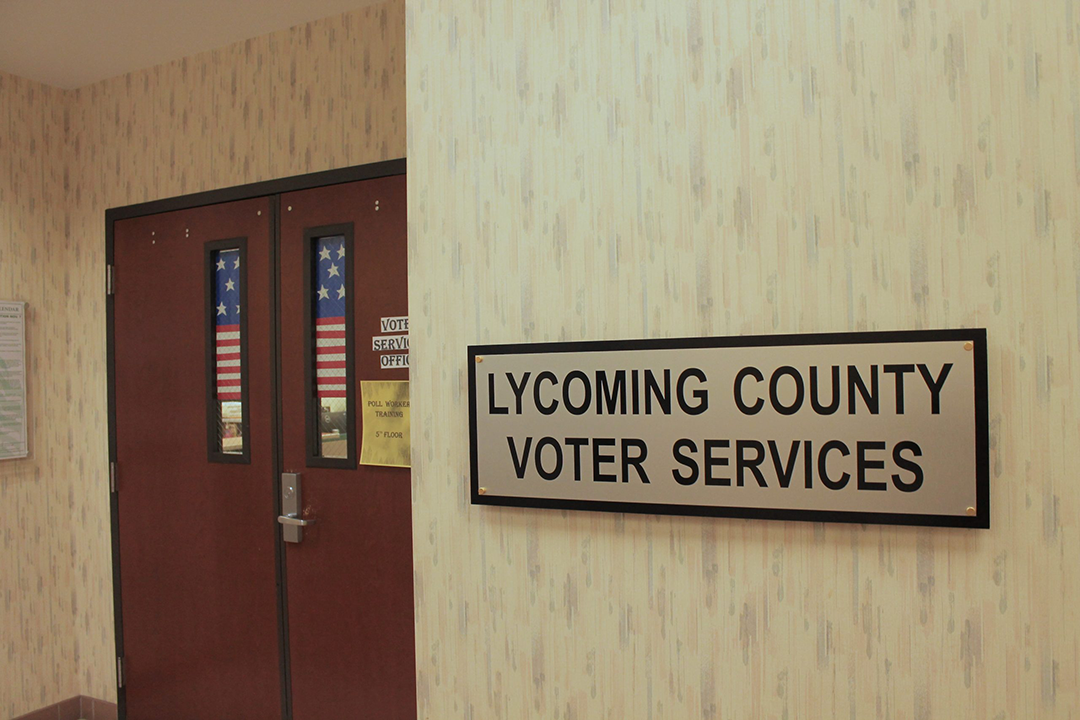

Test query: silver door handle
[278,513,313,527]
[281,472,307,543]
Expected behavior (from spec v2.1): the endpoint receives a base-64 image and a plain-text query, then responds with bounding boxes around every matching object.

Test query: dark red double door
[111,175,415,719]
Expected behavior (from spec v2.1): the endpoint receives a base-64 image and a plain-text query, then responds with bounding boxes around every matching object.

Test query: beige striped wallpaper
[0,72,78,719]
[1,3,404,716]
[406,0,1080,718]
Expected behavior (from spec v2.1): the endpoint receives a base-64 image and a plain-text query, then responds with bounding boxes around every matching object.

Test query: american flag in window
[313,235,348,459]
[213,248,244,454]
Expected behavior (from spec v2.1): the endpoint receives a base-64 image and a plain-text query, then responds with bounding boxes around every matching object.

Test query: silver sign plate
[468,330,989,528]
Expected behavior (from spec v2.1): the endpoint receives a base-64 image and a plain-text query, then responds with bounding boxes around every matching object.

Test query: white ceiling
[0,0,385,89]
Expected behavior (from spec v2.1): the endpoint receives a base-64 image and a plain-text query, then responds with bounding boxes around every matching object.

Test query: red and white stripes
[315,317,346,398]
[215,323,241,400]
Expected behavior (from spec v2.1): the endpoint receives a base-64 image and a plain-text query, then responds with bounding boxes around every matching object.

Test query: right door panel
[278,176,416,719]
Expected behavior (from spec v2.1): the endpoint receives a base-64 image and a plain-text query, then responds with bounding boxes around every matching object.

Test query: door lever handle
[280,473,307,543]
[278,513,314,527]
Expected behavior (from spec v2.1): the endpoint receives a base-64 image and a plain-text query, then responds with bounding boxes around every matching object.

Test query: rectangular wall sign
[469,329,989,528]
[0,301,28,461]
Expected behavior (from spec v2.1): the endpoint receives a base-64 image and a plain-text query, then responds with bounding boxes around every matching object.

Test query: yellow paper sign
[360,380,411,467]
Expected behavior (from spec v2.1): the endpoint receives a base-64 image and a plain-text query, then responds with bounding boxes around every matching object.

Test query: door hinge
[110,461,118,493]
[116,656,125,688]
[106,264,115,296]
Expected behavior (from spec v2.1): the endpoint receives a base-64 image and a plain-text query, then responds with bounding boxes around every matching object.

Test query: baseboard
[11,695,117,720]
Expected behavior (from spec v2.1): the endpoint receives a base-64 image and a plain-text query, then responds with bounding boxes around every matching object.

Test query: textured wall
[406,1,1080,718]
[1,3,404,715]
[0,72,78,719]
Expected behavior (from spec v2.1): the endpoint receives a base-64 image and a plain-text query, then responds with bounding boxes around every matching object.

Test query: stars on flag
[214,250,241,324]
[314,236,347,399]
[214,249,242,401]
[315,237,346,310]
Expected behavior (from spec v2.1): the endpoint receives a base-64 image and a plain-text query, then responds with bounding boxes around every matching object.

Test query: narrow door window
[206,238,249,462]
[305,226,356,466]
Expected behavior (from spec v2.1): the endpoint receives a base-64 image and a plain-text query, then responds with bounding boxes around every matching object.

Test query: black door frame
[106,158,407,720]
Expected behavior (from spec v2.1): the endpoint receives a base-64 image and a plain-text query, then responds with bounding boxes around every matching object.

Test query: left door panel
[112,198,282,720]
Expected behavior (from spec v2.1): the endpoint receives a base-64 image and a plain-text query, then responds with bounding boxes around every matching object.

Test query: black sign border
[468,328,990,529]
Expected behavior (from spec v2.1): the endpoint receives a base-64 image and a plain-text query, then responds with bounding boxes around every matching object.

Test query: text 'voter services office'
[376,316,409,368]
[469,331,989,527]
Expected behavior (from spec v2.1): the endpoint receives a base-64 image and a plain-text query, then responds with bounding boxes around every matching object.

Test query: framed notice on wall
[0,301,29,460]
